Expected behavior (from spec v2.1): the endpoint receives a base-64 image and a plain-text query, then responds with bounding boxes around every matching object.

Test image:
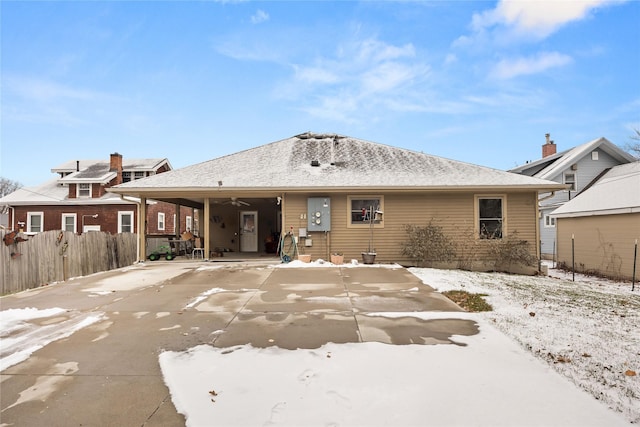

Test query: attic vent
[311,160,320,167]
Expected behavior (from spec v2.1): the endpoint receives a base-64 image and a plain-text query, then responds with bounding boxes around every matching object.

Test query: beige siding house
[108,133,565,272]
[552,162,640,280]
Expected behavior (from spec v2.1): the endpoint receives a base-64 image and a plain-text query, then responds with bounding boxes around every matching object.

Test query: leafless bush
[486,231,537,272]
[402,221,457,267]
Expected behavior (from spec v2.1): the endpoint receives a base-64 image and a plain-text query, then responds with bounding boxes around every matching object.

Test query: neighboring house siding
[146,203,195,236]
[539,207,557,258]
[278,191,538,269]
[11,205,137,235]
[537,149,628,257]
[556,213,640,280]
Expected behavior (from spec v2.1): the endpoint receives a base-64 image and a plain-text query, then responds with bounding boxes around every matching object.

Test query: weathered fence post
[633,239,637,292]
[571,234,575,282]
[63,255,69,282]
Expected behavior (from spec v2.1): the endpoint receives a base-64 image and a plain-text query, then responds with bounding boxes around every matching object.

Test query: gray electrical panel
[307,197,331,232]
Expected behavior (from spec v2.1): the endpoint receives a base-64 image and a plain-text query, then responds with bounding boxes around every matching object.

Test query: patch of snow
[410,266,639,423]
[82,263,187,293]
[184,288,226,309]
[0,309,104,371]
[0,308,67,336]
[273,260,403,269]
[159,338,628,427]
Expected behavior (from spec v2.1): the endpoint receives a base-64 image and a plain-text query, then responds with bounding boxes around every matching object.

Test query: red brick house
[0,153,195,238]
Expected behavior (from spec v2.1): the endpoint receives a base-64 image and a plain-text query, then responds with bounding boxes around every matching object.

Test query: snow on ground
[1,259,637,425]
[82,261,188,293]
[274,259,402,268]
[410,263,640,423]
[160,260,638,426]
[159,335,626,427]
[0,308,104,371]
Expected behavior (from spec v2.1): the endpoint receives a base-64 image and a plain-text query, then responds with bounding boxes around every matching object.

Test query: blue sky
[2,0,639,187]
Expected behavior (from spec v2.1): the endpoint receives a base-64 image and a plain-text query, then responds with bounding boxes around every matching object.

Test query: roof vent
[311,160,320,167]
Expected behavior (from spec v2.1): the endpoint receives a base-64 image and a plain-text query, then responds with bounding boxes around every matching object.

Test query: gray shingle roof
[0,178,129,206]
[52,158,169,173]
[510,137,637,180]
[112,133,564,191]
[552,162,640,217]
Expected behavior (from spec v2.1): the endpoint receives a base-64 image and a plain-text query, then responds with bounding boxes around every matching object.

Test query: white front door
[240,211,258,252]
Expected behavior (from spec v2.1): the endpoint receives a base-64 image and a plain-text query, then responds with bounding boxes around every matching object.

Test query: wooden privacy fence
[0,230,137,295]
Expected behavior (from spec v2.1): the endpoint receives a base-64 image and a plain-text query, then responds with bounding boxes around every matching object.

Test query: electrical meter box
[307,197,331,232]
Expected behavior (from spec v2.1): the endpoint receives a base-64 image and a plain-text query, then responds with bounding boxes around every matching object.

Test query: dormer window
[122,171,146,183]
[77,183,91,198]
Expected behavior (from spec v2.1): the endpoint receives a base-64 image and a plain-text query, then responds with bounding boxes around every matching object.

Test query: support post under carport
[204,198,211,260]
[138,197,147,262]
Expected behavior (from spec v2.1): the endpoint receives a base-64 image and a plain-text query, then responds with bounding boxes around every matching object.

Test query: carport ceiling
[147,196,280,210]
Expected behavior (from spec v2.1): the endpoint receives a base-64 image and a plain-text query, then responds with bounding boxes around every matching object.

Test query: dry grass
[442,290,492,312]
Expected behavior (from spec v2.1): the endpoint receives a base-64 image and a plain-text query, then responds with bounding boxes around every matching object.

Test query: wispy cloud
[471,0,627,40]
[490,52,573,80]
[276,37,434,123]
[251,9,269,24]
[5,76,99,102]
[3,75,120,127]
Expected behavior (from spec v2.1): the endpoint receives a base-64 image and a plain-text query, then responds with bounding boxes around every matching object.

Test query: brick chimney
[542,133,556,158]
[110,152,123,185]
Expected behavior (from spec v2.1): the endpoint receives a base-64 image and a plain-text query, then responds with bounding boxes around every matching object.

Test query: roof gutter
[538,191,556,203]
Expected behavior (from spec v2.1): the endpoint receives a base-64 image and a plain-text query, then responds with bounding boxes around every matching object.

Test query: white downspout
[120,194,142,262]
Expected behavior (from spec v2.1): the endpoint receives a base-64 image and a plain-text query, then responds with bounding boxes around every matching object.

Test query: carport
[109,189,285,261]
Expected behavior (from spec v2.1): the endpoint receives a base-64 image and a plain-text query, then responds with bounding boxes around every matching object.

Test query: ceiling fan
[223,197,250,207]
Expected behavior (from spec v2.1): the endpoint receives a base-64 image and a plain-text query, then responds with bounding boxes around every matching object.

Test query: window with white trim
[544,214,556,228]
[591,151,599,160]
[62,213,77,232]
[118,211,134,233]
[158,212,165,231]
[122,171,132,183]
[186,216,192,232]
[347,196,384,227]
[77,183,91,198]
[564,172,576,191]
[27,212,44,233]
[134,171,146,180]
[477,196,503,239]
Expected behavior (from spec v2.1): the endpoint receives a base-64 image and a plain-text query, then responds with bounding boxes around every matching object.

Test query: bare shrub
[456,227,479,270]
[402,221,457,267]
[486,231,537,272]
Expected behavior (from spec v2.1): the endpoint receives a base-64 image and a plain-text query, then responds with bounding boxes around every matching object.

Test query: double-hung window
[27,212,44,233]
[77,183,91,198]
[158,212,165,231]
[544,214,556,228]
[348,196,384,227]
[62,213,77,232]
[477,196,504,239]
[118,211,134,233]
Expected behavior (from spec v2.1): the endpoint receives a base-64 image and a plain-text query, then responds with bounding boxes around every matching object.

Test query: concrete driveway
[0,261,474,426]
